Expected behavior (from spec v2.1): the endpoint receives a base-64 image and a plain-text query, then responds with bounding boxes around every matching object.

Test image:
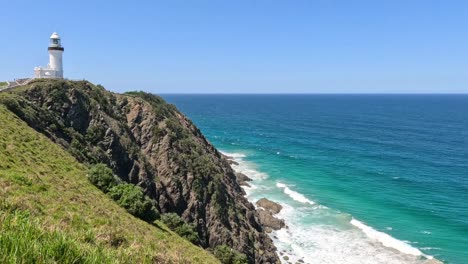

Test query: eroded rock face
[236,172,253,183]
[2,79,279,264]
[256,209,285,231]
[223,154,252,186]
[256,198,283,214]
[236,172,253,187]
[256,198,285,231]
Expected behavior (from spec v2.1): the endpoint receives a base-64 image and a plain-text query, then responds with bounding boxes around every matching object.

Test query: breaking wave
[222,151,436,264]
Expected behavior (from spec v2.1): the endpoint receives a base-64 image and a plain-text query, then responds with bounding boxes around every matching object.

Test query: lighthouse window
[53,39,59,44]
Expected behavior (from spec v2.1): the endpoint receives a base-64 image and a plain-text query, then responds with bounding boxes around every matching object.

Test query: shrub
[213,245,248,264]
[165,118,188,140]
[161,213,199,244]
[88,164,118,193]
[174,223,199,244]
[152,125,166,142]
[124,91,175,120]
[85,124,105,144]
[107,183,159,222]
[160,213,185,230]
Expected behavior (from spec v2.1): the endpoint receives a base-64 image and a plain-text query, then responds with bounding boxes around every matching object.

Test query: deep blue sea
[163,94,468,264]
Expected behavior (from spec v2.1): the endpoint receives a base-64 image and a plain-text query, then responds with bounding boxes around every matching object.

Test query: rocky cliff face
[0,79,279,263]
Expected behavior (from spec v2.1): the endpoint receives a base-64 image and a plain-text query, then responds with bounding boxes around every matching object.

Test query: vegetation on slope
[0,210,115,263]
[0,79,278,263]
[0,105,219,263]
[161,213,200,244]
[88,163,159,222]
[213,245,249,264]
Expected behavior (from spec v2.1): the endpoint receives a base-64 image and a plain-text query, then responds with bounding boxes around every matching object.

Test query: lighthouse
[48,32,64,78]
[34,32,65,79]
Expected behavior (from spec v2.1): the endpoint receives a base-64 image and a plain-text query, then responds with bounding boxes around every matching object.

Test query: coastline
[222,151,443,264]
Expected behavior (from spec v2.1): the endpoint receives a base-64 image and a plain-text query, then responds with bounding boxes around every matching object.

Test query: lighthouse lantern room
[34,32,64,79]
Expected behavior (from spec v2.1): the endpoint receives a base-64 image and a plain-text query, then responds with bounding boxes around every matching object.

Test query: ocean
[162,94,468,264]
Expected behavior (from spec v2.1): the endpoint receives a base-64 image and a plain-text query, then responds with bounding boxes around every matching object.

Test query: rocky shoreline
[224,154,301,263]
[255,198,286,233]
[225,154,287,231]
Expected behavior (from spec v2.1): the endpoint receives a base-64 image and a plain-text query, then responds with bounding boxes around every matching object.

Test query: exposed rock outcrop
[256,198,285,231]
[236,172,252,187]
[256,198,282,214]
[256,209,285,231]
[0,79,279,263]
[222,154,240,166]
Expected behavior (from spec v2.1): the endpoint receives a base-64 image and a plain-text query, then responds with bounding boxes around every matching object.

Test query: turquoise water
[163,94,468,264]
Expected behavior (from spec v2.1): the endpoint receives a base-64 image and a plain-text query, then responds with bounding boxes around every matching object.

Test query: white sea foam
[222,151,268,180]
[420,247,441,250]
[272,203,432,264]
[276,182,315,205]
[223,150,434,264]
[221,151,246,159]
[350,219,432,259]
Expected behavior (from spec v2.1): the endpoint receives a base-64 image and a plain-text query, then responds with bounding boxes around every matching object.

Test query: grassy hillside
[0,105,219,263]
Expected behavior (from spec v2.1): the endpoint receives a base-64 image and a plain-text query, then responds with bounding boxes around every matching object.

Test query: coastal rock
[236,172,252,182]
[256,198,282,214]
[222,154,239,165]
[256,198,285,231]
[236,172,253,187]
[240,182,251,188]
[257,208,285,230]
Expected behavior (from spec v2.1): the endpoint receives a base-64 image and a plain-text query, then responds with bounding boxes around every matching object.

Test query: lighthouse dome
[50,32,60,39]
[49,32,63,48]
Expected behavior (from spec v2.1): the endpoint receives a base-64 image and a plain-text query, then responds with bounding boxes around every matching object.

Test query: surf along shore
[222,152,443,264]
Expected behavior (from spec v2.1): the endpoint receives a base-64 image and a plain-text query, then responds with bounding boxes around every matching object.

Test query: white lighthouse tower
[34,32,64,79]
[48,32,64,78]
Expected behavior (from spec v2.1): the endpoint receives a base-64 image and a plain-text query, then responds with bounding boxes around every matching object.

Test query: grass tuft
[0,208,114,263]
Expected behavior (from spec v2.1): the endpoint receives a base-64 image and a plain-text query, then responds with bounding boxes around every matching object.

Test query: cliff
[0,104,219,263]
[0,79,279,263]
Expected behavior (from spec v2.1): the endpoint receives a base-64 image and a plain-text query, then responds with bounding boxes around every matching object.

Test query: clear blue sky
[1,0,467,93]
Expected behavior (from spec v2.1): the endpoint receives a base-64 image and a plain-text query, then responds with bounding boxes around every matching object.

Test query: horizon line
[156,92,468,95]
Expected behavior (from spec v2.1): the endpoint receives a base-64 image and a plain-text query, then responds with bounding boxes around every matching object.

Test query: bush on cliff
[107,183,159,222]
[213,245,248,264]
[124,91,177,121]
[161,213,199,244]
[88,164,118,193]
[88,164,159,221]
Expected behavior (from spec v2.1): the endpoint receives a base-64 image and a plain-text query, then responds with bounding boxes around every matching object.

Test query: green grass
[0,82,6,87]
[0,105,219,263]
[0,210,115,263]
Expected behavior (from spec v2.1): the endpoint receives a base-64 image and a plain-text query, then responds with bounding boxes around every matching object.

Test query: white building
[34,32,64,79]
